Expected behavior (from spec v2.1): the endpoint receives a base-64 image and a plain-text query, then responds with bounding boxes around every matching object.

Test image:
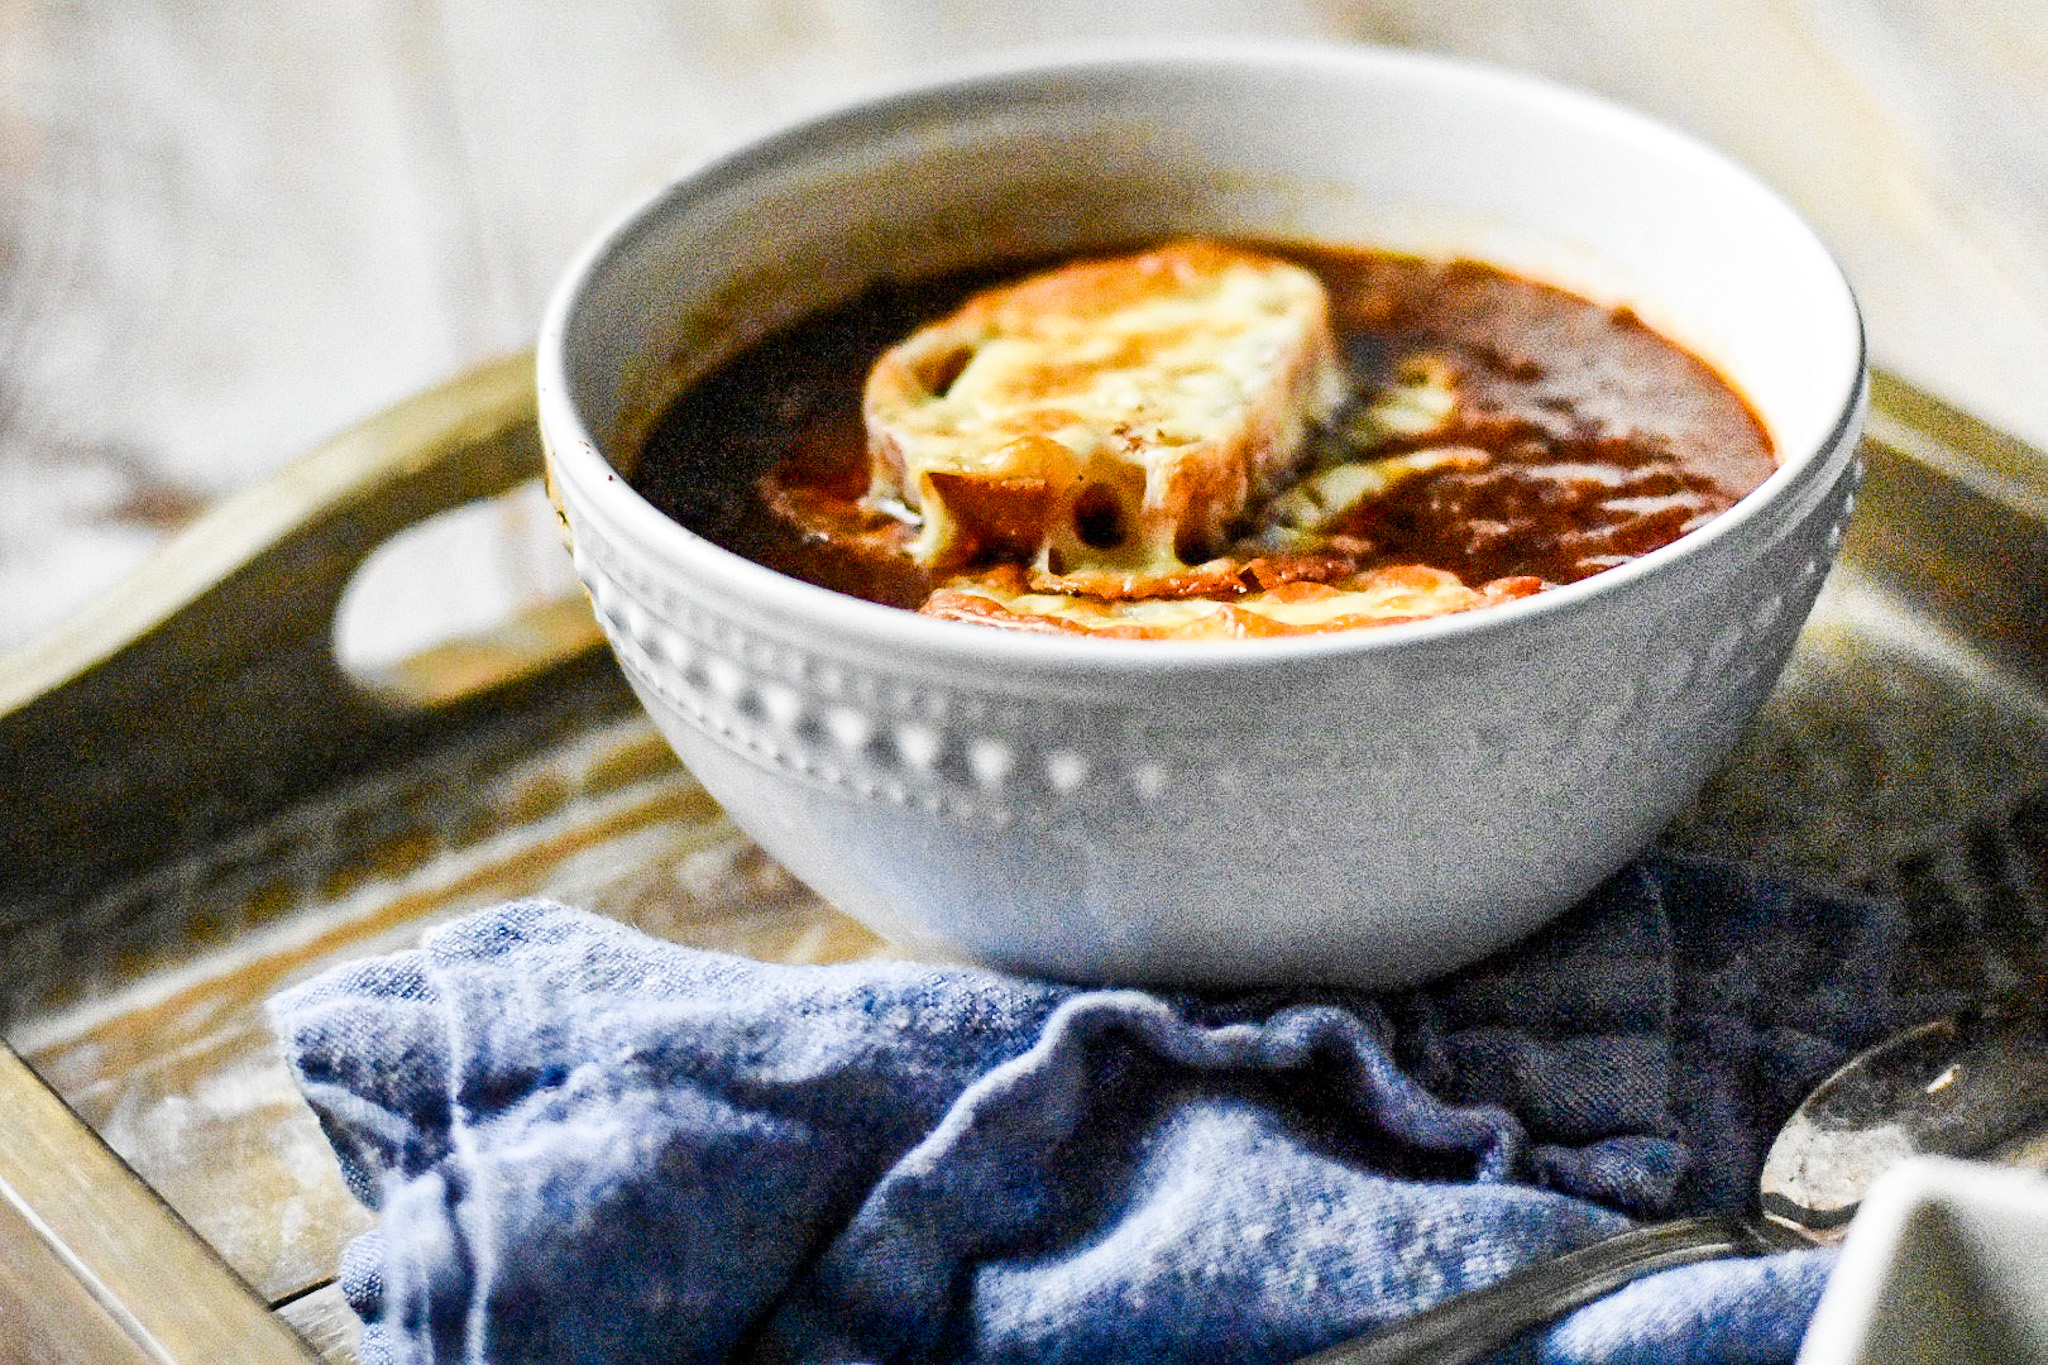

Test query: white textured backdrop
[3,0,2044,654]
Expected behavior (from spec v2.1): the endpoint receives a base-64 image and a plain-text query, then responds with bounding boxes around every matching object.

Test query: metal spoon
[1296,987,2048,1365]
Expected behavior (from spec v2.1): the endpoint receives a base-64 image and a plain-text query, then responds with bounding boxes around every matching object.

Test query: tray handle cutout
[0,353,612,904]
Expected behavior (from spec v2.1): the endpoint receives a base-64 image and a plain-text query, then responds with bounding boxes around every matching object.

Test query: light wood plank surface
[0,1043,319,1361]
[3,0,2047,659]
[8,703,886,1361]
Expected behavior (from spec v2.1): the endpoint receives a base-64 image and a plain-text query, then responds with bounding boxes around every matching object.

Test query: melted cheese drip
[924,565,1544,639]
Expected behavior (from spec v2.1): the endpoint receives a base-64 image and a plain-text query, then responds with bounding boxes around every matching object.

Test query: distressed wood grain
[11,708,884,1333]
[4,4,2048,1358]
[276,1284,362,1365]
[0,1043,318,1361]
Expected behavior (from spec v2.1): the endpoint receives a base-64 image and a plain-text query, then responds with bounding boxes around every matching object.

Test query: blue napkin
[271,853,1902,1364]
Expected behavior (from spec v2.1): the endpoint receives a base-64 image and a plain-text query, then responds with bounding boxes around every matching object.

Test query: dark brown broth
[630,245,1774,609]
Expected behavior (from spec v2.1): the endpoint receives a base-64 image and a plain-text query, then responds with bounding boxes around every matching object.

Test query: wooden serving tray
[1,360,2043,1360]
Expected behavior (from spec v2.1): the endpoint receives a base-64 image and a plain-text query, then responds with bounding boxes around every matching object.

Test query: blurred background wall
[2,0,2043,657]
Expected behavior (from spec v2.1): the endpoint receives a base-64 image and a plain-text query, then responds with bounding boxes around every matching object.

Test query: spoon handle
[1293,1212,1801,1365]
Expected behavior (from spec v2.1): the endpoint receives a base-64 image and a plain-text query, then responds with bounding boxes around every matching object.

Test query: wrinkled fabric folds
[271,853,1903,1364]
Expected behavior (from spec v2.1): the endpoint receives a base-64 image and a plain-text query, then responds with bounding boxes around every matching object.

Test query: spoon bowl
[1299,986,2048,1365]
[1762,990,2048,1242]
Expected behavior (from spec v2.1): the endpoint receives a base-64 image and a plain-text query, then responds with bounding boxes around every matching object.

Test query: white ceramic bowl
[1798,1158,2048,1364]
[538,44,1866,987]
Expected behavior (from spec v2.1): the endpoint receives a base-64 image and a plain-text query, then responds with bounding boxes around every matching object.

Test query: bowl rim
[536,38,1868,677]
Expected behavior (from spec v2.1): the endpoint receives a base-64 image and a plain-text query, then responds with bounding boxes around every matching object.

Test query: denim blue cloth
[271,853,1902,1365]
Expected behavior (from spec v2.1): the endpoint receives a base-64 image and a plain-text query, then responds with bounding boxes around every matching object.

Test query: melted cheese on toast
[863,240,1344,575]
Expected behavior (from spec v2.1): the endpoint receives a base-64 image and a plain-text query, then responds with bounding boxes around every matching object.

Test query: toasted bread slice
[921,565,1545,639]
[864,240,1344,575]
